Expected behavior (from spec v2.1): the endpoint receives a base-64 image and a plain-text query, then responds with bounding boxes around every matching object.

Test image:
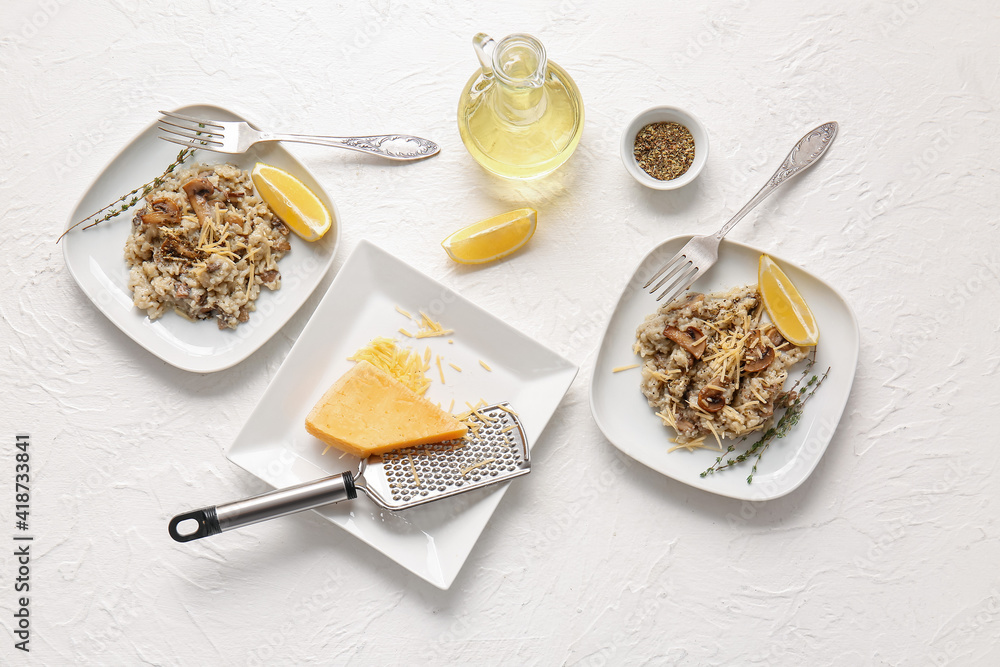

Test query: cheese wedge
[305,361,467,458]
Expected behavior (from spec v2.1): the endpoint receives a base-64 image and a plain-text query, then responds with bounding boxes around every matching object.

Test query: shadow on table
[615,399,855,532]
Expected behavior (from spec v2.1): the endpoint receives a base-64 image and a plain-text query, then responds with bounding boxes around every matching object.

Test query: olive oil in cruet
[457,33,584,180]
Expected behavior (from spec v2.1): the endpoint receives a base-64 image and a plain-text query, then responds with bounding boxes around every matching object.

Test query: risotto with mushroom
[634,285,808,450]
[124,163,290,329]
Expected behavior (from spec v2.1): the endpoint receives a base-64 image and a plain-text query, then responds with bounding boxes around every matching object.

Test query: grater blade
[357,402,530,510]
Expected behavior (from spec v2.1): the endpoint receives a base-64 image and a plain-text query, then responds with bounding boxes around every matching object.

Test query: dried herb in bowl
[633,121,695,181]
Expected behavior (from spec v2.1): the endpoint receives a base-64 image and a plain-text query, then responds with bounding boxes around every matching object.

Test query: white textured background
[2,0,999,664]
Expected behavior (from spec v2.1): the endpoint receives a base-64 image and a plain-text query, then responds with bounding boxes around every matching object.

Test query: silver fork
[157,110,440,161]
[644,121,839,302]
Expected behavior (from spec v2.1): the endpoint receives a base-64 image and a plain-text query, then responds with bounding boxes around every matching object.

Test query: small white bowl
[621,106,709,190]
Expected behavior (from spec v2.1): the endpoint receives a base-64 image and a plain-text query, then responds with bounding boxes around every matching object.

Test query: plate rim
[61,102,341,373]
[226,238,579,588]
[589,234,860,501]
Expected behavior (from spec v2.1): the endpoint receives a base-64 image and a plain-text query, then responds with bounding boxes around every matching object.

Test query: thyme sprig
[56,147,195,243]
[700,353,830,484]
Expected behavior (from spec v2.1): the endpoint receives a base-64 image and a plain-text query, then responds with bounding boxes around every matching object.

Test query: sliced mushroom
[182,177,216,226]
[663,325,708,359]
[743,330,775,372]
[139,197,181,227]
[766,326,794,351]
[697,383,727,413]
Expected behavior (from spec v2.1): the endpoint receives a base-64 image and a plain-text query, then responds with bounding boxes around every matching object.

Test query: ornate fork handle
[715,121,838,240]
[262,132,440,160]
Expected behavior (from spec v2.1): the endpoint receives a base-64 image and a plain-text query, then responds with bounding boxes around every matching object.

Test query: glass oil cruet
[458,32,585,180]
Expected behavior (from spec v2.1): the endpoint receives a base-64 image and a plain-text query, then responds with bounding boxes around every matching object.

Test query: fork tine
[648,255,692,294]
[157,124,224,146]
[157,135,215,151]
[157,110,226,130]
[158,118,223,138]
[655,265,700,303]
[642,248,688,289]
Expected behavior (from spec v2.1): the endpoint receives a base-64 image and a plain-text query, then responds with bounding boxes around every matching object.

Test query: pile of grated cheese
[350,307,497,401]
[348,337,431,395]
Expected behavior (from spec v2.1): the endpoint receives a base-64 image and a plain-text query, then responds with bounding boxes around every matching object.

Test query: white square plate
[227,240,578,589]
[62,104,340,373]
[590,235,859,501]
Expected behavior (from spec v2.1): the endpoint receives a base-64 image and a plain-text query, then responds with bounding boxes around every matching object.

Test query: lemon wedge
[251,163,332,242]
[758,254,819,346]
[441,208,537,264]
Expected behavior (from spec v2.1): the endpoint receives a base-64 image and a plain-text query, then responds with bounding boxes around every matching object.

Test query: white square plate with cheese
[227,240,578,589]
[61,103,340,373]
[590,235,859,501]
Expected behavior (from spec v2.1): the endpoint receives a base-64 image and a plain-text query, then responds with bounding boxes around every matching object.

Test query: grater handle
[168,471,358,542]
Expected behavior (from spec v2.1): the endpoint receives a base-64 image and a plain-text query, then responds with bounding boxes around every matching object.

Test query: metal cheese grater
[168,403,529,542]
